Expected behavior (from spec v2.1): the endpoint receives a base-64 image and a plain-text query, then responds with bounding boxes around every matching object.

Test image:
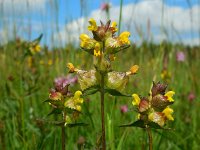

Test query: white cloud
[55,0,200,46]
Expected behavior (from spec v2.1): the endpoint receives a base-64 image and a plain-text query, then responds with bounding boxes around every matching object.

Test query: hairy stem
[100,73,106,150]
[146,127,153,150]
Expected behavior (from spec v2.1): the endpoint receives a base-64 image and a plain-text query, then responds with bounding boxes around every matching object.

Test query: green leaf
[82,85,100,96]
[105,88,131,97]
[119,120,170,130]
[148,122,164,129]
[47,108,62,116]
[66,123,88,128]
[119,120,146,128]
[32,34,43,43]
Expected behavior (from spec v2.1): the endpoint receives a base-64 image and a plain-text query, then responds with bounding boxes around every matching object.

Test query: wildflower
[176,51,185,62]
[120,105,128,114]
[148,112,165,127]
[64,91,84,112]
[162,107,174,121]
[29,44,41,55]
[80,34,96,51]
[67,63,77,73]
[94,43,101,57]
[126,65,139,76]
[131,82,175,127]
[54,75,78,93]
[187,91,196,102]
[49,90,62,100]
[110,22,118,33]
[164,91,175,102]
[88,18,98,31]
[132,94,140,106]
[119,31,131,45]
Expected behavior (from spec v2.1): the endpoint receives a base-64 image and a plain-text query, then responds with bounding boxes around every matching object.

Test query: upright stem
[146,127,153,150]
[62,111,66,150]
[100,73,106,150]
[118,0,123,35]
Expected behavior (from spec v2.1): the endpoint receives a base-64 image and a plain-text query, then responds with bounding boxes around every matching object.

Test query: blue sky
[0,0,199,46]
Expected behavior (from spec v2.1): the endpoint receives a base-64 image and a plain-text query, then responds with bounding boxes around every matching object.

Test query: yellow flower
[88,18,98,31]
[67,63,77,73]
[132,94,141,106]
[76,105,81,111]
[79,34,96,50]
[119,31,130,45]
[94,43,101,57]
[80,34,90,47]
[148,112,165,126]
[111,22,118,32]
[29,44,41,54]
[162,107,174,121]
[164,91,175,102]
[64,91,84,112]
[126,65,139,75]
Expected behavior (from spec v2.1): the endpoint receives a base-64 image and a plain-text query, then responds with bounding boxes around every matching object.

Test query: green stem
[100,73,106,150]
[146,127,153,150]
[62,111,66,150]
[118,0,123,35]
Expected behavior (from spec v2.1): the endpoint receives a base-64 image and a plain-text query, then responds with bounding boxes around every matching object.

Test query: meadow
[0,1,200,150]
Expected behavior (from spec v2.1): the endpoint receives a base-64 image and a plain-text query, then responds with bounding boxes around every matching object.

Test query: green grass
[0,40,199,150]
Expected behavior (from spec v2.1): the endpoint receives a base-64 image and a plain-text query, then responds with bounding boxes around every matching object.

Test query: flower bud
[151,82,167,97]
[126,65,139,76]
[151,94,172,111]
[139,99,149,113]
[49,90,62,100]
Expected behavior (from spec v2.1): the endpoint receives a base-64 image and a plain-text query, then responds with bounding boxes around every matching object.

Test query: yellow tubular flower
[74,91,82,98]
[130,65,139,74]
[164,91,175,102]
[111,22,118,32]
[30,44,41,55]
[132,94,141,106]
[162,107,174,121]
[35,44,41,52]
[67,63,77,73]
[94,43,101,57]
[119,31,131,45]
[88,18,98,31]
[76,105,81,111]
[74,91,84,104]
[80,34,90,47]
